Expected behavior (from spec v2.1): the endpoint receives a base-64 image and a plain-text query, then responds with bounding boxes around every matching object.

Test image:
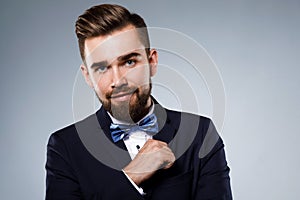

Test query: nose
[111,67,127,88]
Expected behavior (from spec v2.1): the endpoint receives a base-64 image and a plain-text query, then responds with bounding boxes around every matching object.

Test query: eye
[124,59,136,67]
[96,65,108,73]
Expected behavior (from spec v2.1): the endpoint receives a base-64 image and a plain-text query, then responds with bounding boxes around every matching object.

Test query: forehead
[84,25,145,66]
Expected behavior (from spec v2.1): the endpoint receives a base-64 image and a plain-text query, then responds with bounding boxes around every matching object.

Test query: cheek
[95,84,105,97]
[127,65,150,86]
[92,76,110,98]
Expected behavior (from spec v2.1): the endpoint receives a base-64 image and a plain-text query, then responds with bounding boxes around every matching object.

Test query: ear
[148,49,158,77]
[80,64,94,88]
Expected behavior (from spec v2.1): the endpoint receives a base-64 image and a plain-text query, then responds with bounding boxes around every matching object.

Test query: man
[46,4,232,200]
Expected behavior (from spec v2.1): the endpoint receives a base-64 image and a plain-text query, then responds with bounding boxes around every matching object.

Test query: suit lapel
[153,102,180,144]
[96,107,128,150]
[141,102,182,196]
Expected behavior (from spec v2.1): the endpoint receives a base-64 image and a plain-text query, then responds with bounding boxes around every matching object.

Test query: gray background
[1,0,299,199]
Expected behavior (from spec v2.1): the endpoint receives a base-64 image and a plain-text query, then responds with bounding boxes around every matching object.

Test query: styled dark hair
[75,4,150,62]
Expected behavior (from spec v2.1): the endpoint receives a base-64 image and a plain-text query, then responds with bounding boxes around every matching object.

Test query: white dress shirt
[107,104,155,195]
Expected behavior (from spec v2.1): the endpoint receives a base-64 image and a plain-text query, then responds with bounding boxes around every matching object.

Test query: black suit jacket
[46,102,232,200]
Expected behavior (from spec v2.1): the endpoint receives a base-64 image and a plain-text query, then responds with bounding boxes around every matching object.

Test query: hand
[123,139,175,186]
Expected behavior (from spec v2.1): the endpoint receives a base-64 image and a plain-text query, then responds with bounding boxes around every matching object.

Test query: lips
[110,89,136,101]
[110,91,133,98]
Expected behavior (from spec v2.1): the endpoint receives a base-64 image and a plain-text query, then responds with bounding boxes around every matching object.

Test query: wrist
[123,169,144,186]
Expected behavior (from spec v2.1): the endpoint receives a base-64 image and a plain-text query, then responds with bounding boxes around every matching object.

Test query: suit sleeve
[194,120,233,200]
[45,133,82,200]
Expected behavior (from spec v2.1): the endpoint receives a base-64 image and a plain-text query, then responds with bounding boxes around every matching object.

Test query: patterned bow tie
[110,113,159,143]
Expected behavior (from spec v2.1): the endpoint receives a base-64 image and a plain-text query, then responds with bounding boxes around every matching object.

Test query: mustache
[106,86,138,99]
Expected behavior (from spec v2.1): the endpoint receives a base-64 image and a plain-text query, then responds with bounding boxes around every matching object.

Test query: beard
[97,83,152,123]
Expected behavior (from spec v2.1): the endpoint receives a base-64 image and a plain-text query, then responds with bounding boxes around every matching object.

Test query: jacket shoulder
[165,109,212,126]
[48,113,98,145]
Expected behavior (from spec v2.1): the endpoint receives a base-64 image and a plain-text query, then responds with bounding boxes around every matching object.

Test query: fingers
[161,147,175,169]
[138,139,175,169]
[123,139,176,185]
[139,139,167,152]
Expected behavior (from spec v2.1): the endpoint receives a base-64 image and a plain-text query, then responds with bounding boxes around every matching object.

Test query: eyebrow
[90,61,109,69]
[90,52,142,69]
[117,52,141,62]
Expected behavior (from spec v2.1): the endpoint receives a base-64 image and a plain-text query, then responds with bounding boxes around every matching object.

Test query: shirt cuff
[122,170,146,195]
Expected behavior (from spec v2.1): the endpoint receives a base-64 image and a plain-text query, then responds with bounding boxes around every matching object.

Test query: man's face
[81,25,157,123]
